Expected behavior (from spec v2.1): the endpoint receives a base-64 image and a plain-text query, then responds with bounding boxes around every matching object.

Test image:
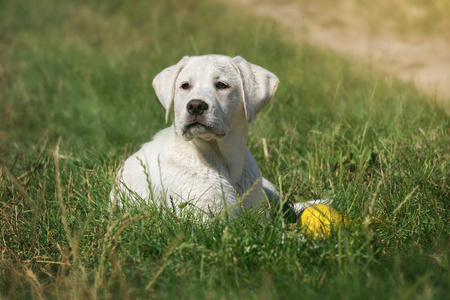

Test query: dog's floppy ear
[232,56,279,122]
[152,56,190,123]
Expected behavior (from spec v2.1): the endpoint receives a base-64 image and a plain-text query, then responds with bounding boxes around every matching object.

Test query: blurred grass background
[294,0,450,36]
[232,0,450,105]
[0,0,449,298]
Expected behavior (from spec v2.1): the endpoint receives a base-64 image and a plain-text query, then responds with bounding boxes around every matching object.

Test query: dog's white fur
[111,55,282,216]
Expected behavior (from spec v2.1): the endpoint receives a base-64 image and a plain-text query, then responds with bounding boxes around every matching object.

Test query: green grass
[1,0,449,298]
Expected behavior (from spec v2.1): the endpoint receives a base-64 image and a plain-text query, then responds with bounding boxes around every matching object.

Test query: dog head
[152,55,279,141]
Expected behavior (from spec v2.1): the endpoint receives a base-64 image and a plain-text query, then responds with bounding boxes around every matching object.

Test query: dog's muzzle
[180,99,226,140]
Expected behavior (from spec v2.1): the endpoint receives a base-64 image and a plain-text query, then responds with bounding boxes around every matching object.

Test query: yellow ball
[300,204,348,238]
[299,204,381,239]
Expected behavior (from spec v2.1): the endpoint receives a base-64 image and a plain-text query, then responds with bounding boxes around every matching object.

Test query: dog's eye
[216,82,229,90]
[181,83,190,90]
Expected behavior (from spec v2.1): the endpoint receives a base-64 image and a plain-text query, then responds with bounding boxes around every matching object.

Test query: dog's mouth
[182,122,226,140]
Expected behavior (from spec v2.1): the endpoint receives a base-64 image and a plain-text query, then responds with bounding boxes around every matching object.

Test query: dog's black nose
[186,99,208,116]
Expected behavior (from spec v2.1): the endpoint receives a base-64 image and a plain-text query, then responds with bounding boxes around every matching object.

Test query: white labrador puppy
[111,55,283,217]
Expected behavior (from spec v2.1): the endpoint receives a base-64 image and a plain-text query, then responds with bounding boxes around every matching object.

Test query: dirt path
[229,0,450,108]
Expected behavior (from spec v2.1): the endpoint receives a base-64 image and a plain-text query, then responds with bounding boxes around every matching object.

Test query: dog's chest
[157,147,260,210]
[123,128,264,212]
[158,149,236,201]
